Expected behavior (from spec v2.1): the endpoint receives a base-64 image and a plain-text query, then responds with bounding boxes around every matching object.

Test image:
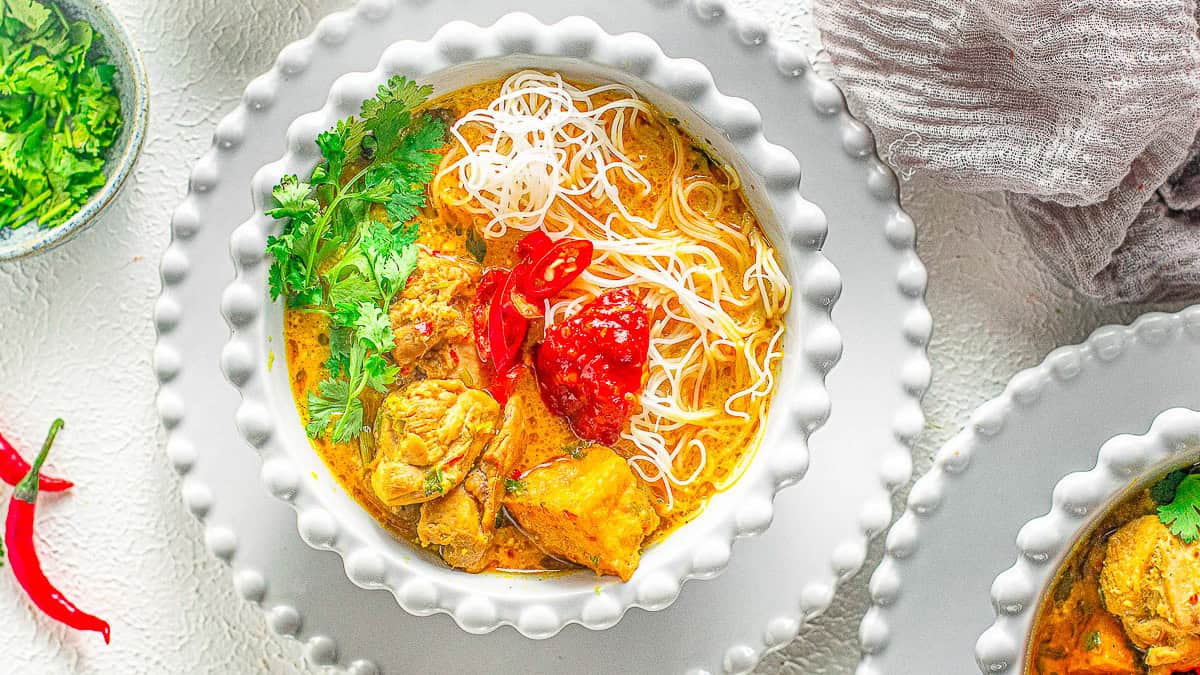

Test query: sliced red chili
[6,420,109,644]
[0,431,71,492]
[442,453,465,468]
[471,270,506,365]
[488,271,529,372]
[489,364,525,406]
[519,238,593,301]
[515,230,554,261]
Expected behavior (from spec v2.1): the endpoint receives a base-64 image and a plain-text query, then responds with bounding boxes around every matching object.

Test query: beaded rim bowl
[218,13,841,638]
[975,407,1200,673]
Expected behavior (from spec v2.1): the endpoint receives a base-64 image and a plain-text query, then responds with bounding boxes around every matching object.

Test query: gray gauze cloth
[812,0,1200,302]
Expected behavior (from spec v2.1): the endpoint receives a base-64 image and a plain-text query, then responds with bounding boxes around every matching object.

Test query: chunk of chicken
[464,390,528,531]
[1100,515,1200,674]
[411,341,484,388]
[369,379,499,507]
[388,251,478,368]
[417,485,491,572]
[504,446,660,581]
[418,392,529,572]
[1030,541,1141,675]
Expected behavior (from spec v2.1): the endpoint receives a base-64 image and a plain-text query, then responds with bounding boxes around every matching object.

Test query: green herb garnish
[265,75,446,444]
[423,467,444,497]
[1158,473,1200,544]
[465,227,487,264]
[1151,469,1188,506]
[1082,630,1100,651]
[504,478,526,494]
[0,0,124,231]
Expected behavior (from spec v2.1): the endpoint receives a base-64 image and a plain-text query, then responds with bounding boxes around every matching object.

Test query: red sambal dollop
[534,288,650,445]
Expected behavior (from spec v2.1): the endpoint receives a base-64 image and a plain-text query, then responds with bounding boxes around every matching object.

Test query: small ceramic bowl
[222,13,840,638]
[977,407,1200,673]
[0,0,149,261]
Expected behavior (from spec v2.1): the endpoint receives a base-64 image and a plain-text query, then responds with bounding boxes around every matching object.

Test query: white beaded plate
[156,0,928,672]
[976,407,1200,673]
[858,306,1200,675]
[226,15,839,638]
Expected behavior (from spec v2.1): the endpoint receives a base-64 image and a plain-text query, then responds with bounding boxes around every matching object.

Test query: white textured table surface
[0,1,1183,673]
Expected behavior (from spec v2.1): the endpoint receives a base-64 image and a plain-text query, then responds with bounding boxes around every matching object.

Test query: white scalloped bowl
[976,407,1200,673]
[221,13,841,638]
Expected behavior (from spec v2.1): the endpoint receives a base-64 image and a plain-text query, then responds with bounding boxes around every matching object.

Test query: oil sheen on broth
[284,74,788,577]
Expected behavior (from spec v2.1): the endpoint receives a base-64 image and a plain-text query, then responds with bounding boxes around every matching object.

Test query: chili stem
[15,419,64,503]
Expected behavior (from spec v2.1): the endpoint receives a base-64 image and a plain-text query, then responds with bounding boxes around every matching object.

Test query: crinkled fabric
[812,0,1200,302]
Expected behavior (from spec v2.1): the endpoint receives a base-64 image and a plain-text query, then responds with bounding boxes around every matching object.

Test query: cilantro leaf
[361,221,420,301]
[1158,474,1200,544]
[265,74,443,444]
[328,274,378,308]
[1151,469,1188,506]
[265,175,319,224]
[361,353,399,393]
[504,478,527,494]
[5,0,50,31]
[306,378,349,439]
[324,325,353,379]
[354,302,395,353]
[330,396,364,445]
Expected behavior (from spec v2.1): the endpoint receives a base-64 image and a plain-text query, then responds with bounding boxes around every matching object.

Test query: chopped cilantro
[266,75,445,444]
[1082,630,1100,651]
[423,467,444,497]
[504,478,526,494]
[494,510,505,529]
[0,0,124,232]
[1158,473,1200,544]
[588,554,600,568]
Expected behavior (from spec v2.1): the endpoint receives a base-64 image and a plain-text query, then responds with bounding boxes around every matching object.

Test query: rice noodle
[431,71,791,510]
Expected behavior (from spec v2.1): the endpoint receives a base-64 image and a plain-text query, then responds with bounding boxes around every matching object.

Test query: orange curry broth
[1025,493,1155,674]
[283,76,781,573]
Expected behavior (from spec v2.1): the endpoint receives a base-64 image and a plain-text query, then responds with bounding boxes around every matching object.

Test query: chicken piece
[389,251,479,368]
[369,379,499,507]
[411,341,484,387]
[417,392,529,572]
[464,390,528,531]
[1064,610,1142,674]
[1100,515,1200,674]
[504,446,660,581]
[418,485,492,572]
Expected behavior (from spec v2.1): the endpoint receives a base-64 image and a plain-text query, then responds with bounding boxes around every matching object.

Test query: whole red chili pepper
[6,419,109,644]
[0,431,72,492]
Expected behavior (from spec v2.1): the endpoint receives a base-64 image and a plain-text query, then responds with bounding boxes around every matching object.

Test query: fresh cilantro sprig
[264,75,446,447]
[0,0,123,231]
[1157,472,1200,544]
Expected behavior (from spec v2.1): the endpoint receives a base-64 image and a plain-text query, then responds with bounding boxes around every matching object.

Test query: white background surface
[0,1,1184,673]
